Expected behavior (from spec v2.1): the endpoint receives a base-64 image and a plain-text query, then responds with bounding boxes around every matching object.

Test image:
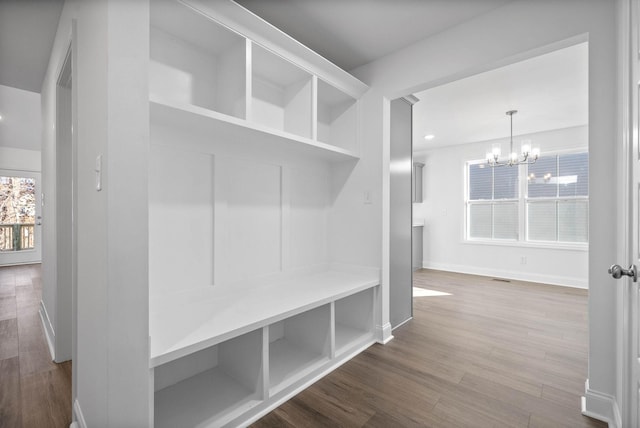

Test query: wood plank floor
[0,264,71,428]
[0,266,607,427]
[251,269,607,428]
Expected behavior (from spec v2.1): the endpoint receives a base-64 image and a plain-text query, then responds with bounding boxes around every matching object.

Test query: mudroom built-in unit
[147,0,379,426]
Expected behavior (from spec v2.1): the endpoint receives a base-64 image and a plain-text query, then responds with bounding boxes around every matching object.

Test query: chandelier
[486,110,539,167]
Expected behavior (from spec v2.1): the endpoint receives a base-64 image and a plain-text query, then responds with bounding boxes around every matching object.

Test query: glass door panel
[0,171,41,265]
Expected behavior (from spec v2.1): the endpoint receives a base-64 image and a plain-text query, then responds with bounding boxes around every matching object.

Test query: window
[466,151,588,245]
[527,153,588,243]
[0,176,36,251]
[467,163,519,240]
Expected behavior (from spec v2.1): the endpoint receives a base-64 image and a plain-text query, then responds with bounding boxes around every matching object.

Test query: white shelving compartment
[335,288,375,357]
[147,0,375,426]
[268,305,331,396]
[153,329,263,428]
[316,78,359,153]
[150,0,247,119]
[250,43,313,139]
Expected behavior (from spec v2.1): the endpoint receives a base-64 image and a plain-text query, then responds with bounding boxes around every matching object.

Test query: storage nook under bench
[148,0,378,426]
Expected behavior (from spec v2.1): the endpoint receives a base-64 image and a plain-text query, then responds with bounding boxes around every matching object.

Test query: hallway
[0,264,71,427]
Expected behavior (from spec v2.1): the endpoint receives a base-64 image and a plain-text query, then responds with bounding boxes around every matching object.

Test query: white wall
[414,125,588,288]
[351,0,618,423]
[41,0,150,426]
[0,84,42,151]
[0,147,40,172]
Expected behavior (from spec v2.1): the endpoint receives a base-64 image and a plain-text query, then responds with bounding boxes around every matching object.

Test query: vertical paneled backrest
[149,141,334,295]
[287,165,330,269]
[214,156,283,284]
[148,142,214,295]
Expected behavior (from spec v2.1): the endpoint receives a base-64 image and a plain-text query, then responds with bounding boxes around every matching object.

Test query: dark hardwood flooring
[0,264,71,428]
[251,269,607,428]
[0,265,606,427]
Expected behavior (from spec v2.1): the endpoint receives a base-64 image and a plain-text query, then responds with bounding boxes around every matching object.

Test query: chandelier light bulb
[532,147,540,158]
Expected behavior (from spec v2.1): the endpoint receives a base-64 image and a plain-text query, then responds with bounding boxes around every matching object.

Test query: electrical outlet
[364,191,372,204]
[521,256,527,265]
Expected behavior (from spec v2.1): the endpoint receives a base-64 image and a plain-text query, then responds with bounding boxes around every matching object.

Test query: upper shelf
[150,96,359,163]
[149,0,367,161]
[149,265,380,367]
[183,0,369,99]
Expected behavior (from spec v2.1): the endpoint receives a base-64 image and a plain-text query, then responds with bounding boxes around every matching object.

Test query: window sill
[463,239,588,252]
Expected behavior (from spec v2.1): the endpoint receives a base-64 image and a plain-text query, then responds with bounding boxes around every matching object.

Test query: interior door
[0,170,42,266]
[623,0,640,424]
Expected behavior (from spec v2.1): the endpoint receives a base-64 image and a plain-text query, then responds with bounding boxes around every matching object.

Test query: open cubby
[317,79,358,152]
[251,43,313,139]
[269,305,331,395]
[335,288,375,356]
[150,0,247,118]
[154,329,263,428]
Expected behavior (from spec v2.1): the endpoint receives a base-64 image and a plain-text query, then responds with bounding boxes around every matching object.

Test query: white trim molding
[73,399,87,428]
[376,322,394,344]
[38,301,56,361]
[422,261,588,289]
[582,379,622,427]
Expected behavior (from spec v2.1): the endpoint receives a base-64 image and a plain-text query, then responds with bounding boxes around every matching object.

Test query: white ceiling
[412,42,588,153]
[0,0,64,93]
[0,0,513,87]
[234,0,512,71]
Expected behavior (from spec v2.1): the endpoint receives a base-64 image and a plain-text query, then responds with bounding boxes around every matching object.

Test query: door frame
[53,41,75,364]
[619,0,637,426]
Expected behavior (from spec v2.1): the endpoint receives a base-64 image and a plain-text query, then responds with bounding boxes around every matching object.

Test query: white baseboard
[422,261,588,289]
[582,380,621,427]
[73,399,87,428]
[375,322,393,344]
[38,301,56,361]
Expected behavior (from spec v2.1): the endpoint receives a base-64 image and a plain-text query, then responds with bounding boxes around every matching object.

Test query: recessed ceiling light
[424,134,435,140]
[0,114,3,121]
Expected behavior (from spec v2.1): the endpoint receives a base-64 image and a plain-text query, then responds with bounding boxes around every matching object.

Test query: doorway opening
[53,44,74,365]
[410,41,588,291]
[388,40,596,426]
